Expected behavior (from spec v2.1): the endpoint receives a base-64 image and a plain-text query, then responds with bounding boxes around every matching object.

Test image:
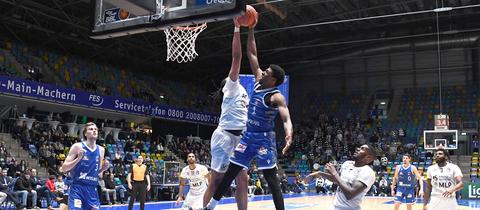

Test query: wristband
[234,27,240,33]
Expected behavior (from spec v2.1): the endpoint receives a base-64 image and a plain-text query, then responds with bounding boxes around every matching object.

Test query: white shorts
[182,192,204,210]
[428,196,458,210]
[210,128,242,173]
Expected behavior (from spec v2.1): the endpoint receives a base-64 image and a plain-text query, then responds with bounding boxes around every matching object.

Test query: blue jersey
[397,165,415,188]
[71,142,101,186]
[246,83,280,132]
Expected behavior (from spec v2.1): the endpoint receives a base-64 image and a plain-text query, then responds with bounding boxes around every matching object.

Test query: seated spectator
[105,171,126,204]
[14,170,38,209]
[98,175,116,205]
[157,143,164,152]
[54,175,67,195]
[294,174,305,193]
[254,178,263,195]
[31,168,54,209]
[280,174,289,193]
[0,168,24,209]
[113,150,122,165]
[315,177,327,194]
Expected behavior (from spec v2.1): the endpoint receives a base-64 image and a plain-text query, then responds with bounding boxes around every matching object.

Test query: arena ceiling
[1,0,480,84]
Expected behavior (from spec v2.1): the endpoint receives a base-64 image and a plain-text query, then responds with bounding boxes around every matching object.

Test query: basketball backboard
[423,130,458,150]
[91,0,245,39]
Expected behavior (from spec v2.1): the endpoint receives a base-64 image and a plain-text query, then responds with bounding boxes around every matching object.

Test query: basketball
[238,5,258,27]
[119,9,130,20]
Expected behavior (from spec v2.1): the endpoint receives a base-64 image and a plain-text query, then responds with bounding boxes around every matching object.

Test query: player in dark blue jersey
[204,21,293,210]
[60,122,110,210]
[391,154,424,210]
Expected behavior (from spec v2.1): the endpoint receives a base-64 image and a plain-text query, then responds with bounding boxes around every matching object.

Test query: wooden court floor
[100,193,480,210]
[215,194,480,210]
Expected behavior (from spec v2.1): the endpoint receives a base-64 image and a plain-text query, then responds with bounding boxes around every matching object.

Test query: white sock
[206,198,219,209]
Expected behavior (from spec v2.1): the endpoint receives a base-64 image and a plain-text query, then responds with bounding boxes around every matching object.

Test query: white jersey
[218,78,248,130]
[427,162,463,197]
[180,164,209,196]
[333,161,376,210]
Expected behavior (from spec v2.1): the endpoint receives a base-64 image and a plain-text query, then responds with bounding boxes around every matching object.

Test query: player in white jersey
[424,148,464,210]
[305,145,376,210]
[203,18,249,210]
[176,153,210,210]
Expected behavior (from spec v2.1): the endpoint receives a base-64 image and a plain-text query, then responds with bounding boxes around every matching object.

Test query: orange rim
[171,23,207,31]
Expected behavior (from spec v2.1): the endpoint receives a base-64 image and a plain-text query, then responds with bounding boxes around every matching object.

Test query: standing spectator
[472,136,479,153]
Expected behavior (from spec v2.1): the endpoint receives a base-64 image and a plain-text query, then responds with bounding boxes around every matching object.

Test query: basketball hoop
[164,23,207,63]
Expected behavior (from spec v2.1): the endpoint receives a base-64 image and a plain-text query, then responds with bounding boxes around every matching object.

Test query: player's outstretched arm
[247,28,262,81]
[304,171,335,184]
[271,93,293,155]
[325,163,369,200]
[228,18,242,82]
[390,166,399,196]
[59,143,83,173]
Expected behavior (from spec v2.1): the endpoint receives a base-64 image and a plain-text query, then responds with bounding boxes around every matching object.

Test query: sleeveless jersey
[246,83,280,132]
[72,142,100,186]
[218,78,249,130]
[427,162,463,197]
[180,164,209,196]
[398,165,415,188]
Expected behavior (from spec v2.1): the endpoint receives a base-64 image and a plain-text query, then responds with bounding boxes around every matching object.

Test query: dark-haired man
[204,20,293,210]
[423,148,463,210]
[305,145,376,210]
[203,18,249,210]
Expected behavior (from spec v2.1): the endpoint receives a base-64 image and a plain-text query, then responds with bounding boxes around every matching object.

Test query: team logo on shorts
[258,146,267,155]
[74,199,82,208]
[235,143,247,153]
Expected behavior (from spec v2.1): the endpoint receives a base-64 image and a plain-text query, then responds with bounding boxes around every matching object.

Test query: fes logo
[89,95,104,106]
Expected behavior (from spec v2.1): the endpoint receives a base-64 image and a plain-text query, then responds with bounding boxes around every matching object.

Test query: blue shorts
[394,187,416,204]
[68,184,100,210]
[230,131,277,170]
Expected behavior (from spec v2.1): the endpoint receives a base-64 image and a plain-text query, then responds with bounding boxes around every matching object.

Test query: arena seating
[0,39,213,112]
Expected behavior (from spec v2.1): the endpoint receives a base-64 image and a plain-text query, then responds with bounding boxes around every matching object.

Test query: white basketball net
[164,23,207,63]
